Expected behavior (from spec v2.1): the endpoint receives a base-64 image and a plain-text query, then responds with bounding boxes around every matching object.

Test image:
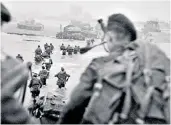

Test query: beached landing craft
[17,19,44,31]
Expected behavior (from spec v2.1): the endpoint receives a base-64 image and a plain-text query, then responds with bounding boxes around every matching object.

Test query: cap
[107,13,137,41]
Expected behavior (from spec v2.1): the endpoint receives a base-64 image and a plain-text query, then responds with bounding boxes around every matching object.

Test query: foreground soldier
[39,66,49,86]
[16,54,24,62]
[29,73,42,99]
[58,14,170,124]
[1,4,38,124]
[35,45,42,56]
[54,67,70,89]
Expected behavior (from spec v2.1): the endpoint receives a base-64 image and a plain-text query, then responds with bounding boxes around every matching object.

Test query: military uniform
[58,41,170,124]
[74,46,78,54]
[39,69,48,85]
[35,47,42,56]
[29,77,42,98]
[55,71,70,89]
[58,14,170,124]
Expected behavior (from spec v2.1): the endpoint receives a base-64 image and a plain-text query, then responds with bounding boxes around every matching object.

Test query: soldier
[38,66,49,86]
[1,4,38,124]
[29,73,42,99]
[42,56,53,71]
[44,43,48,50]
[77,46,80,53]
[34,54,42,64]
[58,14,170,124]
[42,51,50,58]
[16,54,24,62]
[60,43,65,51]
[54,67,70,89]
[45,46,52,56]
[50,43,54,52]
[35,45,42,56]
[74,45,78,54]
[67,45,73,56]
[61,49,67,59]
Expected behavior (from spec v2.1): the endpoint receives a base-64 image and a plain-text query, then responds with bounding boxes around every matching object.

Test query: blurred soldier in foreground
[1,3,38,124]
[58,14,170,124]
[54,67,70,89]
[16,54,24,62]
[29,73,42,99]
[39,66,49,86]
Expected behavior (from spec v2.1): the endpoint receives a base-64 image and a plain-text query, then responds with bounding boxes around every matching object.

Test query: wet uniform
[44,44,48,50]
[67,47,73,56]
[74,47,78,54]
[55,71,70,89]
[29,77,42,98]
[35,47,42,56]
[39,69,48,85]
[43,58,53,71]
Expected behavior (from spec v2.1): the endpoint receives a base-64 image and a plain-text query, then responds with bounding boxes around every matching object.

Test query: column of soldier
[2,3,170,124]
[60,43,80,58]
[15,42,70,120]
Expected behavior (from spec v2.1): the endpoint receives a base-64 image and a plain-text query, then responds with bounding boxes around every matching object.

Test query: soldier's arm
[58,58,99,124]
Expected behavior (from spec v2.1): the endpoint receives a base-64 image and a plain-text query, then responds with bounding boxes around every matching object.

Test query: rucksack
[82,42,170,124]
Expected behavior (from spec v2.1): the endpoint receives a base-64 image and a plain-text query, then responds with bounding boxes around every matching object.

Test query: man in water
[54,67,70,89]
[35,45,42,56]
[44,43,49,50]
[45,46,52,56]
[29,73,42,99]
[42,51,50,58]
[60,43,65,51]
[38,66,48,86]
[50,43,54,52]
[16,54,24,62]
[42,56,53,71]
[67,45,73,57]
[74,45,78,54]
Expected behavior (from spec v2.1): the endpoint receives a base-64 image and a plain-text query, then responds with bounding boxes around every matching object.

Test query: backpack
[82,42,170,124]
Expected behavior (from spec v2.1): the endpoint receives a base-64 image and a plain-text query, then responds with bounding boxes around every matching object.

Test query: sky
[2,0,170,22]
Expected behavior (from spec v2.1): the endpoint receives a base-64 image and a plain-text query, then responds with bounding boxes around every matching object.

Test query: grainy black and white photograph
[1,0,170,124]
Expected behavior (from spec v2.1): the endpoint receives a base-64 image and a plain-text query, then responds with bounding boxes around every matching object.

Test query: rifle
[80,19,107,54]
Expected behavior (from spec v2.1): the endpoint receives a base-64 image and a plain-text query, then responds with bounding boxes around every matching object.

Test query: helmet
[61,67,64,71]
[42,66,45,69]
